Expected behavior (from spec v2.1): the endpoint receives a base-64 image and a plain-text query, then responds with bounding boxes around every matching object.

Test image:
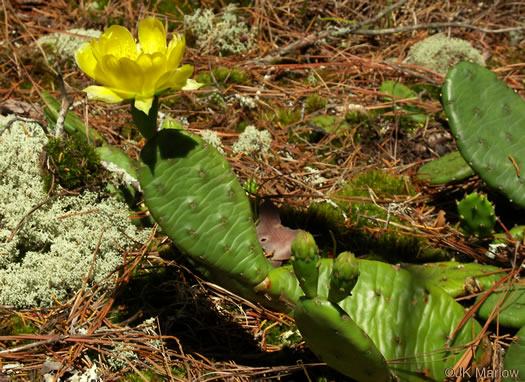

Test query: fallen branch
[339,22,525,36]
[257,0,524,64]
[54,73,73,138]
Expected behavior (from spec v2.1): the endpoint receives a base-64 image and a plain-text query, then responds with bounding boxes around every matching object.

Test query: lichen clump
[232,125,272,155]
[404,33,485,73]
[184,4,256,56]
[200,129,225,155]
[38,28,102,61]
[0,116,150,308]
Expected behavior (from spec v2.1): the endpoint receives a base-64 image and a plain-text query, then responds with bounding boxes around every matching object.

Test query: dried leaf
[256,200,302,267]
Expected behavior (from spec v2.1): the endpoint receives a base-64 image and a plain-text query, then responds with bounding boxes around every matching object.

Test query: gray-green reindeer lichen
[404,33,484,73]
[200,129,225,155]
[38,28,102,61]
[184,4,256,56]
[0,116,150,308]
[232,125,272,155]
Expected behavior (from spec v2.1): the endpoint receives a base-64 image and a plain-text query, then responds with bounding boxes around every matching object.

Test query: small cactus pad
[492,225,525,244]
[416,150,474,185]
[443,62,525,207]
[406,261,503,297]
[328,251,360,303]
[139,129,272,286]
[476,285,525,328]
[457,192,496,238]
[294,297,390,382]
[96,145,138,179]
[291,231,320,298]
[253,266,304,311]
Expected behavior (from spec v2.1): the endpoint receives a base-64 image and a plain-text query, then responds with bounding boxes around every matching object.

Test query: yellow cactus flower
[75,17,201,115]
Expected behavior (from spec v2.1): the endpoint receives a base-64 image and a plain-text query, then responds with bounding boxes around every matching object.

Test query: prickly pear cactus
[291,231,320,298]
[138,129,272,289]
[476,284,525,328]
[457,192,496,238]
[293,246,390,382]
[254,265,303,311]
[416,150,474,185]
[503,325,525,380]
[406,261,503,297]
[442,62,525,208]
[286,233,482,381]
[327,251,359,303]
[335,260,481,381]
[295,297,391,382]
[493,225,525,244]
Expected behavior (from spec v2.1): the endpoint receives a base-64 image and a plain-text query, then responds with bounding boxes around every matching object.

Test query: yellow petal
[139,18,166,55]
[99,56,144,94]
[155,64,194,92]
[96,54,121,88]
[76,43,118,88]
[75,42,97,79]
[118,57,145,93]
[182,79,204,90]
[83,85,125,103]
[134,97,155,115]
[137,52,167,94]
[167,34,185,68]
[95,25,138,59]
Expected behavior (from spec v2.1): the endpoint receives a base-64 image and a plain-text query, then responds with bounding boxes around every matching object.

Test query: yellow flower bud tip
[75,17,203,115]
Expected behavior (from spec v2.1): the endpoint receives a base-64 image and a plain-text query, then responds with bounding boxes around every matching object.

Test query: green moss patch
[304,94,327,114]
[283,170,448,263]
[196,66,251,86]
[43,135,106,191]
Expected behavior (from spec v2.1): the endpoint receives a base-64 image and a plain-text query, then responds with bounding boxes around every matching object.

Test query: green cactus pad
[416,150,474,185]
[291,259,481,381]
[406,261,503,298]
[380,80,426,123]
[138,129,272,286]
[96,145,138,179]
[328,251,360,303]
[476,285,525,328]
[254,266,304,310]
[337,260,481,381]
[493,225,525,244]
[457,192,496,238]
[295,297,390,382]
[443,62,525,208]
[503,325,525,380]
[291,231,320,298]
